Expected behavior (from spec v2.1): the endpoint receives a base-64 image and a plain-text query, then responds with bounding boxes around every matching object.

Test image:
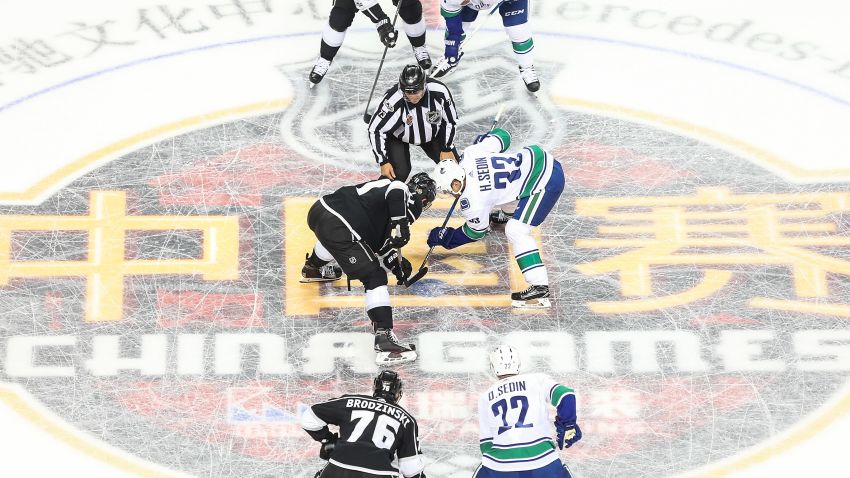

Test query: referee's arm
[368,90,403,166]
[435,82,459,160]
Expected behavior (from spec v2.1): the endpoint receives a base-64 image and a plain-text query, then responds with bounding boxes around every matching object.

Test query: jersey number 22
[491,396,534,434]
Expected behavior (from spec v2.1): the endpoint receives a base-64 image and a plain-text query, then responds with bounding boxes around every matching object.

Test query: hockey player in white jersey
[435,0,540,92]
[474,344,581,477]
[428,129,565,308]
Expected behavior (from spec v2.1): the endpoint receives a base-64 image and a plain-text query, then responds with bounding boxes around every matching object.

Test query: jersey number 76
[348,410,401,449]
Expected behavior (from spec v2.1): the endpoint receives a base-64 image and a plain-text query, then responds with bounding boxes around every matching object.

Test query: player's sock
[506,24,539,91]
[366,287,392,329]
[320,24,345,61]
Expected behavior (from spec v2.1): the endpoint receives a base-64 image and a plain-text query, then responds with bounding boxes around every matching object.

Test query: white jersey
[478,373,575,471]
[456,136,554,240]
[441,0,501,14]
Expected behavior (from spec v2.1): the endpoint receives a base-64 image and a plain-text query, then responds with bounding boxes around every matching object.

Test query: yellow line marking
[550,96,850,476]
[749,297,850,318]
[588,269,733,314]
[0,94,848,478]
[0,387,178,478]
[0,98,291,202]
[0,99,289,476]
[552,96,850,179]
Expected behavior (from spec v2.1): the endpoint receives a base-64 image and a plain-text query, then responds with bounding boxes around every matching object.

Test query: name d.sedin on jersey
[488,380,528,401]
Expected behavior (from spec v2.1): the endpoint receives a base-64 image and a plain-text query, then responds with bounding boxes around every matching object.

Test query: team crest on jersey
[460,198,471,210]
[427,111,441,124]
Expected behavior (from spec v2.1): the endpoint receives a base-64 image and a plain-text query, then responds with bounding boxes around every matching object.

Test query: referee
[368,64,459,181]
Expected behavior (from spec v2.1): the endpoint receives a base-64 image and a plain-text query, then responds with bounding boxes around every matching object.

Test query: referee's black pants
[386,135,458,181]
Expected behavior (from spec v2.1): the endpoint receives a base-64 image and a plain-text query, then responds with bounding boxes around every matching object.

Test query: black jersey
[320,178,421,251]
[368,77,459,165]
[303,394,424,476]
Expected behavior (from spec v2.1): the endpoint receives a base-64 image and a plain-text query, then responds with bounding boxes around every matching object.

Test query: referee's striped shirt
[368,77,459,165]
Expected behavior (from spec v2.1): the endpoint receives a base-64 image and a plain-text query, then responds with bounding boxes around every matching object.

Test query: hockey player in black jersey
[302,371,426,478]
[367,65,459,182]
[309,0,432,86]
[300,172,437,364]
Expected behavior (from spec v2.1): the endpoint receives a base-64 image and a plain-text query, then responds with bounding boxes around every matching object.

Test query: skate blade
[511,298,551,309]
[299,276,340,283]
[375,351,418,365]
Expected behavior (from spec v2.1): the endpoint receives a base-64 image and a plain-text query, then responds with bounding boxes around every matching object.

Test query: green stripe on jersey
[490,128,511,152]
[512,38,534,54]
[516,251,542,271]
[521,192,541,223]
[519,145,546,198]
[462,223,487,240]
[481,440,555,461]
[479,439,493,454]
[441,7,461,17]
[551,385,574,406]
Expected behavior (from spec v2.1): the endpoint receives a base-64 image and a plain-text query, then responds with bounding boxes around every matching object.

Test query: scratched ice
[2,19,850,478]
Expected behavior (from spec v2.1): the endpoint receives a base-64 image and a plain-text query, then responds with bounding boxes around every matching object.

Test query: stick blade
[404,267,428,287]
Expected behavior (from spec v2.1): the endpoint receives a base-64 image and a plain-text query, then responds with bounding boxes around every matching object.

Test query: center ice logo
[0,59,849,477]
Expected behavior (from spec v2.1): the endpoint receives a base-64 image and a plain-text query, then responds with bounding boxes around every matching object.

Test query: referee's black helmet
[399,64,426,93]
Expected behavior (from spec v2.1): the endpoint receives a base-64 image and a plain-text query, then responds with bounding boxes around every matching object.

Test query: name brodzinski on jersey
[345,397,412,427]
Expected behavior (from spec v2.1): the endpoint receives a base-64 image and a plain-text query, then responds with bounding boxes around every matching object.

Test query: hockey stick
[431,1,504,77]
[403,104,506,287]
[403,194,460,287]
[362,1,402,124]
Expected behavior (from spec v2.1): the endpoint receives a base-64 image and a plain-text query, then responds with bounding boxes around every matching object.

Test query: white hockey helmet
[431,159,465,195]
[490,344,521,377]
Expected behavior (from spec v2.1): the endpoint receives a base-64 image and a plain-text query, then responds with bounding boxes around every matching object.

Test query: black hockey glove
[378,246,412,284]
[318,432,338,460]
[376,18,398,48]
[388,218,410,248]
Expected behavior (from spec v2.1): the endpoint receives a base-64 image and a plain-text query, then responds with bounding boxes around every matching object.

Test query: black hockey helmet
[373,370,403,403]
[399,64,426,93]
[408,172,437,212]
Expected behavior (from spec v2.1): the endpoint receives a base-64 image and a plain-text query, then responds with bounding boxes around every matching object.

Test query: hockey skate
[518,65,540,93]
[511,284,551,308]
[489,208,512,225]
[431,52,462,79]
[300,255,342,283]
[413,45,432,70]
[374,328,417,365]
[308,57,332,88]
